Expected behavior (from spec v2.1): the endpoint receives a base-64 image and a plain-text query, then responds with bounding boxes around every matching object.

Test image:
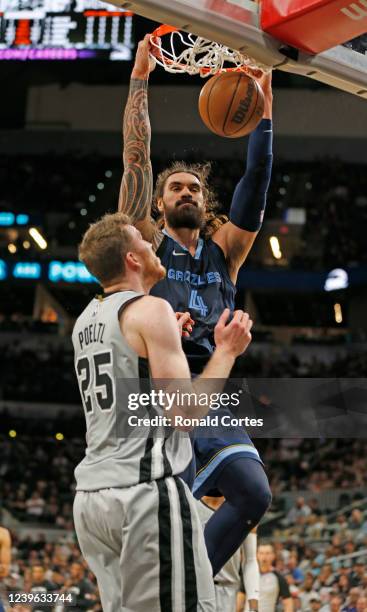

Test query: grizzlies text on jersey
[150,230,236,373]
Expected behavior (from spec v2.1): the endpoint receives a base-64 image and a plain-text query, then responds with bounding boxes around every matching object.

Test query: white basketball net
[150,30,271,77]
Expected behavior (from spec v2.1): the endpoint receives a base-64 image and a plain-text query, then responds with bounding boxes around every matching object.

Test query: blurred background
[0,6,367,610]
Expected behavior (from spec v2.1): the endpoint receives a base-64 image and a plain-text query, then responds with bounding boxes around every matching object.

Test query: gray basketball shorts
[214,584,238,612]
[73,476,216,612]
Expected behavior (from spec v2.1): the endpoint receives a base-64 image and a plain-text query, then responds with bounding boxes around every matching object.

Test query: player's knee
[217,457,271,520]
[234,477,271,520]
[245,478,272,522]
[255,481,272,517]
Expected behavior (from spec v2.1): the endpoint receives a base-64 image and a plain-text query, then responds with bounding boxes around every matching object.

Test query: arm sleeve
[241,533,260,601]
[229,118,273,232]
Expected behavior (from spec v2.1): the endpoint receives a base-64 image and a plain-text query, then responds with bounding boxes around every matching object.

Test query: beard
[142,253,166,285]
[164,202,205,230]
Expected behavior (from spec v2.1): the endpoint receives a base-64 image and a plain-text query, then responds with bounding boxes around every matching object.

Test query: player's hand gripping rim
[131,33,157,80]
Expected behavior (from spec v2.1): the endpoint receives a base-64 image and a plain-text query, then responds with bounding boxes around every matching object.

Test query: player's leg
[196,456,271,576]
[236,590,246,612]
[73,491,123,612]
[214,584,238,612]
[173,477,217,611]
[178,437,197,489]
[74,485,163,611]
[121,476,216,611]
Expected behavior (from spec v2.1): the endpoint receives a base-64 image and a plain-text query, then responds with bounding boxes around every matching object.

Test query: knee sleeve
[218,457,271,524]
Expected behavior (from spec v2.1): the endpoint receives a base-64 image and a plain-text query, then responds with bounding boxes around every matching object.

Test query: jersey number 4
[76,350,115,414]
[189,289,208,317]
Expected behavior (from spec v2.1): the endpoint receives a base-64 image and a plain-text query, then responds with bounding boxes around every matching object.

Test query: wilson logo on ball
[198,72,264,138]
[231,81,255,124]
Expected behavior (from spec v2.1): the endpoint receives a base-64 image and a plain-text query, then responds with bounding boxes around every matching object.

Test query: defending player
[72,212,253,612]
[118,35,273,576]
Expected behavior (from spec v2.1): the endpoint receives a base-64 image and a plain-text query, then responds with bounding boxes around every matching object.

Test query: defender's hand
[176,312,195,337]
[214,308,253,358]
[132,34,156,80]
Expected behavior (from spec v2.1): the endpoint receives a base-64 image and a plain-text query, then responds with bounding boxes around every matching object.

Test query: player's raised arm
[212,72,273,282]
[118,35,162,248]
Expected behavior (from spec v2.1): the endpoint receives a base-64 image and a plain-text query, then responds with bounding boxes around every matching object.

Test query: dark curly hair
[152,161,227,238]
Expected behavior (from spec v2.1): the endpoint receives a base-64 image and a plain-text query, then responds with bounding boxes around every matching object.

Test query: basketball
[198,72,265,138]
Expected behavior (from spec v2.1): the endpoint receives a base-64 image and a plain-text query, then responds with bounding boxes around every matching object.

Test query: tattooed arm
[118,35,163,249]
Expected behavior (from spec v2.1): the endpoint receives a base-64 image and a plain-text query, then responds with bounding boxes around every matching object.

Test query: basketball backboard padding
[117,0,284,67]
[261,0,367,55]
[111,0,367,98]
[283,45,367,98]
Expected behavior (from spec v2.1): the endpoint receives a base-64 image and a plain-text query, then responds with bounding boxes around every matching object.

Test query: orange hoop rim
[149,24,263,77]
[152,24,179,38]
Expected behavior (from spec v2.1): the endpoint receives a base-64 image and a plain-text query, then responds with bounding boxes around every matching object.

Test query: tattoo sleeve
[119,79,153,224]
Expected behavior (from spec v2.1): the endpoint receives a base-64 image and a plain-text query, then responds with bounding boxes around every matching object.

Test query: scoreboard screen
[0,0,134,60]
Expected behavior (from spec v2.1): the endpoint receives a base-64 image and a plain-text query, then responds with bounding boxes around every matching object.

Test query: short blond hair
[79,212,132,285]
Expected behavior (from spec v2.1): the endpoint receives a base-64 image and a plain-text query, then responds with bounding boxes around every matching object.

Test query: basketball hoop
[150,25,271,77]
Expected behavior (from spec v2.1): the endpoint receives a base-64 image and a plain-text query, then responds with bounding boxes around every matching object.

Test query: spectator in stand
[51,553,69,588]
[309,499,322,516]
[338,574,352,598]
[286,497,312,525]
[9,492,27,519]
[299,573,319,611]
[323,596,344,612]
[287,554,305,584]
[309,595,322,612]
[350,562,365,587]
[342,588,362,612]
[44,497,59,523]
[305,514,325,539]
[333,515,349,536]
[25,493,45,519]
[298,546,317,573]
[348,510,364,531]
[28,565,57,612]
[62,563,97,611]
[284,573,300,599]
[356,597,367,612]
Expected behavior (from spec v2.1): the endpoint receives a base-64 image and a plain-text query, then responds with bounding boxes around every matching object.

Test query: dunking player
[118,35,273,578]
[72,212,253,611]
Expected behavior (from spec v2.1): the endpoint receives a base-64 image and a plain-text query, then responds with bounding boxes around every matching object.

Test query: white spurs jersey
[72,290,192,491]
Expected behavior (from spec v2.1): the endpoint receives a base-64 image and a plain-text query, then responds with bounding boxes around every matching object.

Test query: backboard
[108,0,367,98]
